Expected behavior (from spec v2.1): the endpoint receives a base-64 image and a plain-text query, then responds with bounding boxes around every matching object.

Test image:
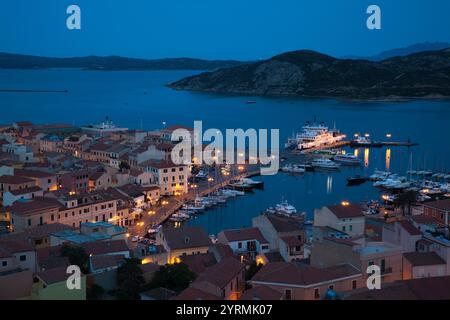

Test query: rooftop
[403,251,446,266]
[327,203,364,219]
[423,199,450,211]
[221,227,268,244]
[162,226,210,250]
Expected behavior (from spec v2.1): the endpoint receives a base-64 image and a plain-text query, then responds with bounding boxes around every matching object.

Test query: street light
[386,133,392,138]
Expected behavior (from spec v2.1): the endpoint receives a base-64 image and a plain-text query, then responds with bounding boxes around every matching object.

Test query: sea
[1,69,449,234]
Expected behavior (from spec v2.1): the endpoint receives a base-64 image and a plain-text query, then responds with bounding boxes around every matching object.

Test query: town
[0,118,450,300]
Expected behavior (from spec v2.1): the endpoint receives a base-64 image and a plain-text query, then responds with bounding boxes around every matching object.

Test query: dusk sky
[1,0,449,60]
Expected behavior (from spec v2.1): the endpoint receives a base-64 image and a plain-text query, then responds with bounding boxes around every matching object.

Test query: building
[402,251,447,280]
[250,261,362,300]
[252,214,306,262]
[157,226,211,264]
[217,227,270,259]
[0,175,36,200]
[382,220,423,252]
[32,266,86,300]
[423,199,450,226]
[314,203,365,237]
[175,257,245,300]
[310,237,403,285]
[346,276,450,300]
[1,142,35,163]
[14,169,58,192]
[141,160,189,195]
[2,186,43,207]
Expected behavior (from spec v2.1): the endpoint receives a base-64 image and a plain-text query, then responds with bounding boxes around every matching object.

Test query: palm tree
[393,191,417,216]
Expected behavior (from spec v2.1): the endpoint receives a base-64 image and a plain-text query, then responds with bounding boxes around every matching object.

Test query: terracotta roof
[37,266,81,285]
[347,276,450,300]
[90,254,125,270]
[172,287,220,300]
[252,262,360,287]
[193,257,245,289]
[323,237,359,246]
[14,169,55,178]
[280,235,303,247]
[181,252,217,274]
[81,240,129,256]
[240,285,283,300]
[327,203,364,219]
[411,215,444,226]
[162,226,210,250]
[403,252,446,266]
[222,227,268,244]
[399,220,422,236]
[265,215,303,233]
[140,160,185,169]
[0,223,75,243]
[8,186,42,196]
[6,197,63,216]
[423,199,450,211]
[0,175,34,184]
[0,239,34,258]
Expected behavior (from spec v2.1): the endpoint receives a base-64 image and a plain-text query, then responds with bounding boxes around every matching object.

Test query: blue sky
[0,0,449,60]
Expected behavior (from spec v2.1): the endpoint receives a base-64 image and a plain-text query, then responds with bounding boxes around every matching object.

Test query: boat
[346,175,367,186]
[311,158,340,169]
[334,153,361,165]
[229,180,254,191]
[284,119,346,150]
[240,177,264,188]
[350,134,382,147]
[275,200,297,215]
[195,170,208,180]
[81,116,128,135]
[281,163,306,173]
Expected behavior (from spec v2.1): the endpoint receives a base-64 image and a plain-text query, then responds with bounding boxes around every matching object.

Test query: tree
[60,244,89,274]
[119,161,130,171]
[393,190,417,216]
[144,263,196,293]
[116,258,145,300]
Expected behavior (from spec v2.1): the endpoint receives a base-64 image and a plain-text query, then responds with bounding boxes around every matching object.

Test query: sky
[0,0,449,60]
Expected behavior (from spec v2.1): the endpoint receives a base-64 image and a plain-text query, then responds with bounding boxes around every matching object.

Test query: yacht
[82,117,128,134]
[346,175,367,186]
[281,163,306,173]
[334,153,361,165]
[311,158,340,169]
[284,119,346,150]
[275,200,297,215]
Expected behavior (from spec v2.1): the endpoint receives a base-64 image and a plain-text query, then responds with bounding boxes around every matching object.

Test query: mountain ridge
[168,48,450,100]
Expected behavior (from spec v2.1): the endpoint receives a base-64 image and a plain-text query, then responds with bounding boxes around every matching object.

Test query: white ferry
[82,117,128,134]
[285,119,346,150]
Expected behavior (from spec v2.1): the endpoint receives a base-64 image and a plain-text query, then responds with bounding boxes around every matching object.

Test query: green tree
[144,263,196,293]
[116,258,145,300]
[60,244,89,274]
[393,190,417,216]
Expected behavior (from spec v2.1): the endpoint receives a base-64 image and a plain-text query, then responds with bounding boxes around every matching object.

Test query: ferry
[285,119,346,150]
[334,153,361,165]
[81,117,128,134]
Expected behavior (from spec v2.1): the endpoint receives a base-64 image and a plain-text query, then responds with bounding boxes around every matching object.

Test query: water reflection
[354,149,359,157]
[364,148,370,167]
[385,148,391,172]
[326,175,333,194]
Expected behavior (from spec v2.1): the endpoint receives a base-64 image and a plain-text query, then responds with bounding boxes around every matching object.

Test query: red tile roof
[162,226,210,250]
[37,266,80,285]
[0,239,34,258]
[90,254,125,270]
[81,240,129,256]
[280,235,303,247]
[403,252,446,266]
[399,220,422,236]
[0,175,35,184]
[240,285,283,300]
[327,203,364,219]
[423,199,450,211]
[192,257,245,289]
[252,262,360,287]
[6,197,63,216]
[14,169,56,179]
[265,214,303,233]
[8,186,42,196]
[222,227,268,244]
